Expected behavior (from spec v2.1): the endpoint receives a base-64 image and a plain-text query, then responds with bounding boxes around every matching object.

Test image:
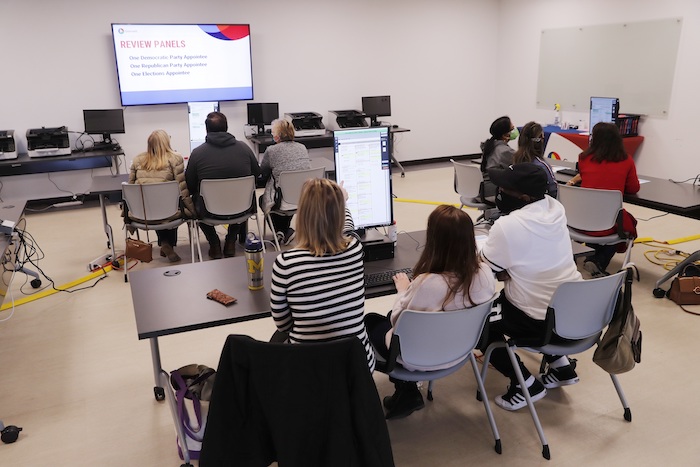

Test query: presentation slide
[112,24,253,105]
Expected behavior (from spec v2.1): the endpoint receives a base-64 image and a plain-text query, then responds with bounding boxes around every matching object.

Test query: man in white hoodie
[481,162,582,411]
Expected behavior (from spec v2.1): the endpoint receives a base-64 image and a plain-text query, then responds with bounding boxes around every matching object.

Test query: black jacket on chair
[199,335,395,467]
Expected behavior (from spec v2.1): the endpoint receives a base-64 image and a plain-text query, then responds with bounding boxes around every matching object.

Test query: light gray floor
[2,161,700,466]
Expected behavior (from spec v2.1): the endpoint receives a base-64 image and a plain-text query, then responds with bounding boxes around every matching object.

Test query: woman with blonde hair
[259,118,311,245]
[129,129,195,262]
[269,178,375,372]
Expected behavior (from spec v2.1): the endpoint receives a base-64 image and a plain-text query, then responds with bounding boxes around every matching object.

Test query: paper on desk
[551,166,569,173]
[639,178,650,184]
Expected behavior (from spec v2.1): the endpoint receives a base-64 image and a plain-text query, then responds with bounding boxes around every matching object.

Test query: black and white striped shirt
[270,212,375,372]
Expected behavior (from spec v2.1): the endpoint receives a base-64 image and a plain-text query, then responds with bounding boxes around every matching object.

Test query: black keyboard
[558,168,579,177]
[364,268,413,288]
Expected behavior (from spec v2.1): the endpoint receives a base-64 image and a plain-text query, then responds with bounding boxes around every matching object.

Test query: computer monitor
[589,97,619,132]
[361,96,391,127]
[83,109,125,145]
[333,127,393,232]
[247,103,279,134]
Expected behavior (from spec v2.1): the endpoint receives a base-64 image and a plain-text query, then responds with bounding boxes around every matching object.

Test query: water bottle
[244,232,264,291]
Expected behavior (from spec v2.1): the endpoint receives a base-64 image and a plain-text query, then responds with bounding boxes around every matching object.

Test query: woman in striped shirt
[270,178,375,372]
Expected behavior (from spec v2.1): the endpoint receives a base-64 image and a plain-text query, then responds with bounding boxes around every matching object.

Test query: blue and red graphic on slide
[199,25,250,41]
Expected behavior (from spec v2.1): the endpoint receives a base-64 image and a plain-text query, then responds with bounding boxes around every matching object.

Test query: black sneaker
[385,384,425,420]
[495,379,547,411]
[283,228,296,246]
[541,364,579,389]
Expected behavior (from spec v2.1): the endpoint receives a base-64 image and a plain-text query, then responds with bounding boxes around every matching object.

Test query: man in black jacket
[186,112,260,259]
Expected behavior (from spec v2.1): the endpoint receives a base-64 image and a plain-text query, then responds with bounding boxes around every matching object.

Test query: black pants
[589,243,619,271]
[270,213,292,234]
[480,290,568,383]
[155,228,178,247]
[199,223,242,246]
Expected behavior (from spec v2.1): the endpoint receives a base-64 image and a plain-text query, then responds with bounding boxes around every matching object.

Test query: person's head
[513,121,545,164]
[295,178,349,256]
[146,129,173,157]
[489,116,515,142]
[143,129,174,171]
[205,111,228,133]
[582,122,626,162]
[482,116,517,161]
[271,118,295,143]
[488,162,548,214]
[413,205,481,307]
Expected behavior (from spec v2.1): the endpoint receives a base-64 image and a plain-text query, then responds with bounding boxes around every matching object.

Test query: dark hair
[481,116,512,172]
[205,112,228,133]
[513,121,544,164]
[413,205,481,308]
[580,122,626,162]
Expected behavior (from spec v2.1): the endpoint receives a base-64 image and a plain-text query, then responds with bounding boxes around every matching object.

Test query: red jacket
[578,153,640,240]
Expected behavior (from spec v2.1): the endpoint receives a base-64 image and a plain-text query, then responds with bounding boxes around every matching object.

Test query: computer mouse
[392,124,398,129]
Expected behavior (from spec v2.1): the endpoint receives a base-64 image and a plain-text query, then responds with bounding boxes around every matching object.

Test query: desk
[0,149,122,177]
[542,125,644,158]
[553,160,700,220]
[0,200,29,305]
[89,174,129,268]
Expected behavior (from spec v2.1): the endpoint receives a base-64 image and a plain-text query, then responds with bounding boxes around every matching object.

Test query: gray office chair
[479,269,630,460]
[196,176,265,261]
[558,184,635,267]
[374,297,502,455]
[451,159,491,221]
[122,181,196,281]
[263,166,326,251]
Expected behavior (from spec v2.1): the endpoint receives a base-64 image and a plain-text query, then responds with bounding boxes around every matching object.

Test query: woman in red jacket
[567,122,640,276]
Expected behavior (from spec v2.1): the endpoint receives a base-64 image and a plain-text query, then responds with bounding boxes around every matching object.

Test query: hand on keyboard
[364,267,414,288]
[393,272,411,292]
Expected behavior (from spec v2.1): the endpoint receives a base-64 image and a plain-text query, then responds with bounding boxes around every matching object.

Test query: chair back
[452,159,483,199]
[547,270,626,340]
[278,167,326,206]
[558,184,623,232]
[122,181,182,222]
[200,176,255,217]
[393,298,495,371]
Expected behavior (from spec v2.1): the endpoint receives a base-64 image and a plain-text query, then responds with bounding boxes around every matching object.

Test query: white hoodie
[481,196,582,320]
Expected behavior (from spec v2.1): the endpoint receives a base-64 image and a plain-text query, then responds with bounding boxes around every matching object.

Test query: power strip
[88,253,112,271]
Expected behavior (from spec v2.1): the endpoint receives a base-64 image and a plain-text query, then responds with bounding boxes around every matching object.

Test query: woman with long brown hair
[365,205,496,419]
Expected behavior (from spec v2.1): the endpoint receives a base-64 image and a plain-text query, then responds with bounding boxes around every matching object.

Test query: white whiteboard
[536,18,682,117]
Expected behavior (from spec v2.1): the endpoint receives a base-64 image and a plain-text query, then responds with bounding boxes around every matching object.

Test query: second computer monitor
[362,96,391,127]
[247,102,279,134]
[589,96,619,132]
[83,109,125,144]
[333,126,393,232]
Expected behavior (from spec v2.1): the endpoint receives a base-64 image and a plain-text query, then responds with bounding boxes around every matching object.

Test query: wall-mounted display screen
[111,24,253,106]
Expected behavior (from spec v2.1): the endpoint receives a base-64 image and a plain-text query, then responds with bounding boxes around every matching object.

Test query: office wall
[0,0,500,199]
[498,0,700,180]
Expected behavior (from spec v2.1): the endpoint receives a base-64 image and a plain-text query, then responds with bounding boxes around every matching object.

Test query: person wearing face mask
[513,121,558,198]
[259,118,311,245]
[479,116,518,202]
[479,163,582,412]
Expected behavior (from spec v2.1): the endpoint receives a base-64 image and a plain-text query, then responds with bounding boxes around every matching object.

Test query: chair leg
[188,221,199,263]
[469,354,502,454]
[193,222,203,262]
[609,373,632,422]
[504,344,550,460]
[427,380,434,401]
[253,214,266,253]
[124,229,129,283]
[266,213,281,251]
